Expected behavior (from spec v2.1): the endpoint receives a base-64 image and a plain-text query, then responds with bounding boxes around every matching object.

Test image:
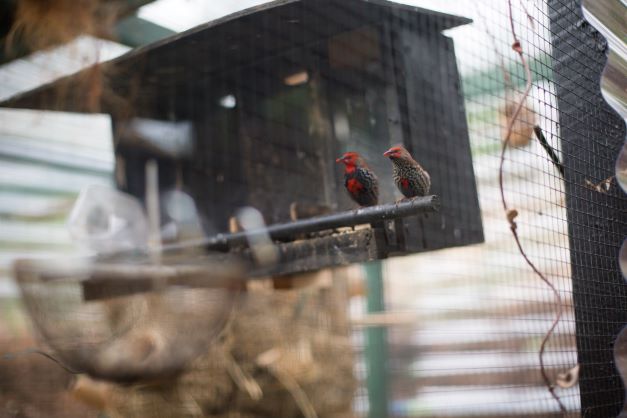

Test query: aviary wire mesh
[358,0,626,417]
[0,0,625,417]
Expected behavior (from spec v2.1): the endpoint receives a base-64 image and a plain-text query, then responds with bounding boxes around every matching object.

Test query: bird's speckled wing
[345,167,379,206]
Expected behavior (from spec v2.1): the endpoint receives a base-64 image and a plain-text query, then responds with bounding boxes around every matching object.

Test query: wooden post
[549,0,627,415]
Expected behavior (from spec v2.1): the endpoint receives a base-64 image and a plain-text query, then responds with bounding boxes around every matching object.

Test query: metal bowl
[13,254,242,383]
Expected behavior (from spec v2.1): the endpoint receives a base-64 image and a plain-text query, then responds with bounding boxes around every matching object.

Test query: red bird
[336,152,379,207]
[383,145,430,199]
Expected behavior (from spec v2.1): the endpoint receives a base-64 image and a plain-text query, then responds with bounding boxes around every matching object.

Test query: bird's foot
[395,197,408,204]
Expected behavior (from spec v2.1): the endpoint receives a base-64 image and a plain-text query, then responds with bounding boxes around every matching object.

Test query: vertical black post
[549,1,627,416]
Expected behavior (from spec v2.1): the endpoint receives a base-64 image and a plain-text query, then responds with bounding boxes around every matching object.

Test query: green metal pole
[364,261,388,418]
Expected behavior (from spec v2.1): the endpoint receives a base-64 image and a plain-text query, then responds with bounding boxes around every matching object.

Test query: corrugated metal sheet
[0,108,114,296]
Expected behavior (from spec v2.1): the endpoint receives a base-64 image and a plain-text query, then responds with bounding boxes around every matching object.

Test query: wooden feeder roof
[0,0,471,114]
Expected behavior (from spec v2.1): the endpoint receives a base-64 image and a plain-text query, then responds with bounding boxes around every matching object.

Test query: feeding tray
[82,196,440,300]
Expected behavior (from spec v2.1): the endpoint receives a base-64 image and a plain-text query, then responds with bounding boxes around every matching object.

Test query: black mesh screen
[550,1,627,415]
[0,0,625,417]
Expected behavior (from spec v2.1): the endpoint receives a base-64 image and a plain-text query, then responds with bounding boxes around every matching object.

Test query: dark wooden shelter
[1,0,483,273]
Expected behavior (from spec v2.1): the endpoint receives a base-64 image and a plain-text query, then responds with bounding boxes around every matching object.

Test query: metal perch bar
[23,196,439,300]
[167,195,440,252]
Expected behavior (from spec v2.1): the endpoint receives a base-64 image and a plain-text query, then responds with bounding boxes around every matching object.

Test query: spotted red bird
[336,151,379,207]
[383,145,430,199]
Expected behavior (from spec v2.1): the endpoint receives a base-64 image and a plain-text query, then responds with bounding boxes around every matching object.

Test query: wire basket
[13,255,240,382]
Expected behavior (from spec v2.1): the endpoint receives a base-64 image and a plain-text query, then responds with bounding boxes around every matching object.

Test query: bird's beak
[336,157,344,163]
[383,149,394,157]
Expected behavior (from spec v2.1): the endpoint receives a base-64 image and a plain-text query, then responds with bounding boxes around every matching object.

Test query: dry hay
[81,279,356,418]
[0,337,99,418]
[4,0,141,114]
[5,0,130,54]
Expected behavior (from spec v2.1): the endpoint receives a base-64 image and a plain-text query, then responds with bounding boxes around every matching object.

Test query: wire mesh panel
[0,0,625,417]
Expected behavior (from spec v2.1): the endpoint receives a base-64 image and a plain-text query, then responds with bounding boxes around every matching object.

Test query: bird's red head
[336,151,364,167]
[383,145,410,160]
